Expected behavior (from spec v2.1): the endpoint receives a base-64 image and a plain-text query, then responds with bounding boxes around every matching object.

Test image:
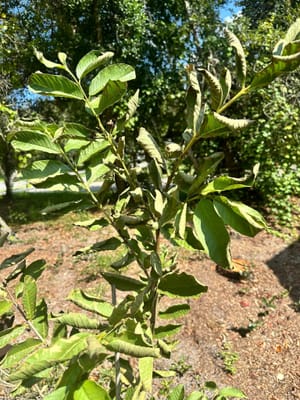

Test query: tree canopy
[1,0,226,137]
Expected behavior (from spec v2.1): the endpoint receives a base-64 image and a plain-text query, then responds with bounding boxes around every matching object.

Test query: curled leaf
[225,29,247,87]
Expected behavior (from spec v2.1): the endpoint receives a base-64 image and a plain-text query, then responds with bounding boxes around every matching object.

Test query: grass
[0,191,94,225]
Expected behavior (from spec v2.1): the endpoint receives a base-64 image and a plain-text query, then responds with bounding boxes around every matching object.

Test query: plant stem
[4,283,46,343]
[111,284,121,400]
[217,86,250,114]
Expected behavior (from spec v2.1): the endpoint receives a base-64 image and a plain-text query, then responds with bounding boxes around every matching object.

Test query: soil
[0,213,299,400]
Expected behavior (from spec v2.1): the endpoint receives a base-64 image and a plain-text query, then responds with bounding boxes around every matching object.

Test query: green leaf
[12,130,61,154]
[9,333,90,381]
[88,81,127,114]
[41,200,86,215]
[158,272,207,298]
[58,52,68,65]
[200,112,230,138]
[159,195,180,227]
[139,357,153,392]
[104,339,159,358]
[24,259,47,281]
[214,196,268,232]
[188,152,224,197]
[193,199,231,267]
[174,203,187,239]
[76,50,114,80]
[21,160,71,181]
[22,275,37,320]
[0,325,26,349]
[32,174,80,191]
[78,140,110,165]
[34,49,65,70]
[89,63,135,96]
[212,113,253,130]
[220,67,232,104]
[55,342,107,397]
[154,369,176,378]
[0,248,34,271]
[137,128,166,167]
[64,138,90,152]
[251,21,300,90]
[225,29,247,87]
[29,73,84,100]
[154,190,164,217]
[43,387,69,400]
[52,313,100,330]
[4,261,26,283]
[154,324,182,339]
[86,161,110,184]
[186,392,204,400]
[101,272,146,292]
[218,387,247,398]
[149,159,163,190]
[167,384,185,400]
[116,89,140,131]
[198,68,223,110]
[200,173,256,195]
[74,218,109,231]
[1,338,42,369]
[251,52,300,89]
[32,299,48,339]
[0,300,12,316]
[213,197,261,237]
[283,18,300,43]
[186,65,202,133]
[111,252,135,270]
[76,238,122,255]
[159,304,190,320]
[74,380,112,400]
[60,123,95,139]
[68,289,113,317]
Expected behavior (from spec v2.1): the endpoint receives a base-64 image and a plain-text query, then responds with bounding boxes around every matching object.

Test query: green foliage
[1,20,300,399]
[166,382,246,400]
[226,12,300,224]
[218,342,239,375]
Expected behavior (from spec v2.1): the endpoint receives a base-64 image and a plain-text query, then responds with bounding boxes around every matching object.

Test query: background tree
[1,0,226,138]
[224,3,300,223]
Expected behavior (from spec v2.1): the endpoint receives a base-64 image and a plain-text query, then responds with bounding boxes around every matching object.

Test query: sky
[219,0,241,22]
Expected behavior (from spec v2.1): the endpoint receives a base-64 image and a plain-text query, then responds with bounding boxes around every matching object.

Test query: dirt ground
[0,212,299,400]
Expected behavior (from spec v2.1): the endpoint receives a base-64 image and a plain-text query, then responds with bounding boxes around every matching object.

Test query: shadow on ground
[267,237,300,309]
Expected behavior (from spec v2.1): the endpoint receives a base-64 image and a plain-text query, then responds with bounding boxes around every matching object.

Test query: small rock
[240,300,250,307]
[277,373,285,381]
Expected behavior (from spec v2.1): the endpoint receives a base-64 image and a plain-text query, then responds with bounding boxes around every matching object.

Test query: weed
[8,209,28,224]
[158,378,173,397]
[218,342,239,374]
[171,357,192,377]
[236,287,251,296]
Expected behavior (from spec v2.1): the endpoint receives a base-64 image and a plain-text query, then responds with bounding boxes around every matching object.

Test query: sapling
[0,19,299,399]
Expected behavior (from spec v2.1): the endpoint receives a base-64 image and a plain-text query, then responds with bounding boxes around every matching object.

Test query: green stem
[166,134,198,191]
[150,290,158,334]
[59,150,99,205]
[72,74,135,190]
[217,85,250,114]
[4,284,46,343]
[111,284,121,400]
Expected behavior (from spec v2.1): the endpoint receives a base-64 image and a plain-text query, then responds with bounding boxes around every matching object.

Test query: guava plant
[0,19,299,400]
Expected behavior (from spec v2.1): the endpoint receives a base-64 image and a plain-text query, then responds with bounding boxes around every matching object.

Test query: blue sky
[219,1,241,21]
